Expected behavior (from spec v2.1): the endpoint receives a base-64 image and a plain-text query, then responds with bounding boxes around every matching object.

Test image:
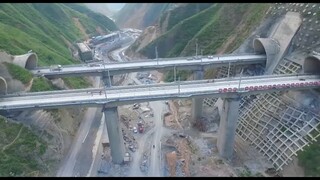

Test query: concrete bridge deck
[1,74,319,111]
[32,53,266,77]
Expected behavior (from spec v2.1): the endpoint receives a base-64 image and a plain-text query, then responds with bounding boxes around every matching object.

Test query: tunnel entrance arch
[25,53,38,70]
[12,53,38,70]
[253,38,280,70]
[0,76,7,95]
[303,55,320,74]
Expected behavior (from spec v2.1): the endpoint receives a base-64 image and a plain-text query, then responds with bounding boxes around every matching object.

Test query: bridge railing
[34,53,265,70]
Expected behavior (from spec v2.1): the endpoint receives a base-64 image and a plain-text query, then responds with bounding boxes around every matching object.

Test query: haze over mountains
[84,3,125,18]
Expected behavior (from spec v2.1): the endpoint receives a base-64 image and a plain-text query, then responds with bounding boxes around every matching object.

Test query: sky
[106,3,125,12]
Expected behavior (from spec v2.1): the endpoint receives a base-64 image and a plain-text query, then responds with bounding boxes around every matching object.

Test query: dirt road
[149,101,165,177]
[56,77,101,177]
[128,127,154,176]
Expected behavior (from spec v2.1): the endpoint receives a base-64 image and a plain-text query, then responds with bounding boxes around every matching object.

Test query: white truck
[124,152,132,163]
[50,64,62,71]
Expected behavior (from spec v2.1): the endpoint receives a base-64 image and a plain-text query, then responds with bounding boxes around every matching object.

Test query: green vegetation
[0,116,48,176]
[62,77,91,89]
[4,62,32,85]
[0,3,118,66]
[139,4,222,58]
[63,3,118,33]
[297,136,320,176]
[138,3,270,80]
[162,3,213,32]
[223,3,271,53]
[115,3,171,29]
[182,3,270,56]
[141,3,170,28]
[164,69,192,82]
[0,3,118,93]
[30,77,59,92]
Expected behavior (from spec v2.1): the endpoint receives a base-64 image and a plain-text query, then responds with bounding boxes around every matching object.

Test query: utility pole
[174,66,177,82]
[102,60,108,98]
[238,68,243,90]
[178,76,181,94]
[155,46,159,65]
[201,49,203,62]
[227,62,231,78]
[108,69,112,87]
[195,39,198,57]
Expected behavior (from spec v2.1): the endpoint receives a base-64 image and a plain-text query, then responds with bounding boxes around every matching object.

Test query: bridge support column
[102,73,113,87]
[217,96,240,160]
[191,67,204,122]
[103,106,125,164]
[102,72,125,164]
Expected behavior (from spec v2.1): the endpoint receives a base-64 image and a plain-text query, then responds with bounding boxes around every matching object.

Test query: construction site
[1,3,319,178]
[93,3,320,177]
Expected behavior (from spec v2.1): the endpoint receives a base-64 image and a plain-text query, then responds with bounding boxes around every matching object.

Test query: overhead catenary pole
[155,46,159,65]
[178,76,181,94]
[238,68,243,90]
[108,69,112,87]
[227,62,231,78]
[103,60,107,98]
[174,66,177,82]
[195,39,198,57]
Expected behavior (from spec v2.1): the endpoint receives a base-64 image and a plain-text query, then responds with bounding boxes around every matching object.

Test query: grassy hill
[0,4,118,176]
[139,3,270,59]
[134,3,270,81]
[0,3,118,66]
[0,116,49,176]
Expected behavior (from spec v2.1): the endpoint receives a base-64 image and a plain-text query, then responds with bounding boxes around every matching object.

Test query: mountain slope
[0,3,118,66]
[84,3,114,17]
[0,3,119,177]
[114,3,171,29]
[138,3,270,59]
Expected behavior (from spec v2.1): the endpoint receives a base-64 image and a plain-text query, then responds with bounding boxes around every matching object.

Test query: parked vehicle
[133,127,138,133]
[137,121,144,133]
[133,103,140,109]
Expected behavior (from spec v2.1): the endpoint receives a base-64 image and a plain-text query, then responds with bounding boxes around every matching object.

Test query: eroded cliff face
[115,3,179,30]
[125,25,161,59]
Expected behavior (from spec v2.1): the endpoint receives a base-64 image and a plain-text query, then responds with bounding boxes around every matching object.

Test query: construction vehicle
[137,121,144,133]
[124,152,132,163]
[133,103,140,109]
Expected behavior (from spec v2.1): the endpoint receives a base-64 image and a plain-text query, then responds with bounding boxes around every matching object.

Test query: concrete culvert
[0,76,7,95]
[303,55,320,74]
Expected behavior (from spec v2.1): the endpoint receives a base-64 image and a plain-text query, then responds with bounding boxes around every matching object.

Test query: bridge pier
[102,73,125,164]
[217,96,240,160]
[191,67,204,122]
[103,106,125,164]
